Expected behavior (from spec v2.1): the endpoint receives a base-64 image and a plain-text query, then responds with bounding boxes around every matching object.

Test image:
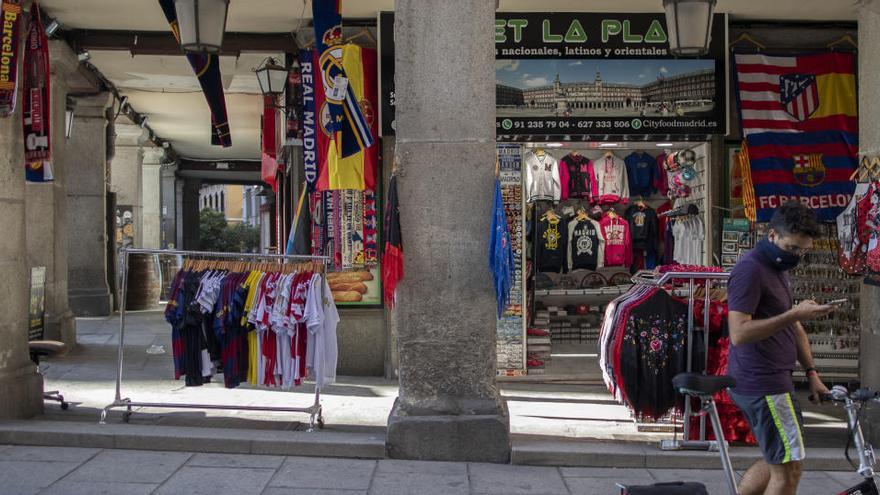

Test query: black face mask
[756,239,801,271]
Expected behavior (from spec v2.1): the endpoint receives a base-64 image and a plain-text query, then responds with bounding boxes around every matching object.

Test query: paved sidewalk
[0,444,868,495]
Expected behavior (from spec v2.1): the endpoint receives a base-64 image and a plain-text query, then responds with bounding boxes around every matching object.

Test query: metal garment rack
[630,270,731,451]
[99,248,331,431]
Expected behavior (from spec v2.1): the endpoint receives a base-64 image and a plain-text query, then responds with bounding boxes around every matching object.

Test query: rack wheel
[122,413,131,423]
[60,402,69,410]
[318,418,325,429]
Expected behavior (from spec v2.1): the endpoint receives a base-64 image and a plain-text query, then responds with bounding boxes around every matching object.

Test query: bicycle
[821,385,880,495]
[618,373,738,494]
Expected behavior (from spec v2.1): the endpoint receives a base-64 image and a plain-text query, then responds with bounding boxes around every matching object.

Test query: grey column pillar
[0,32,44,418]
[386,0,510,463]
[160,162,178,249]
[860,3,880,444]
[67,93,114,316]
[141,147,165,249]
[110,119,147,248]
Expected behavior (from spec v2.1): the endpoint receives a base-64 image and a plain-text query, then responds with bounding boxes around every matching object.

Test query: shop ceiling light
[656,142,674,147]
[173,0,230,54]
[254,57,289,97]
[546,143,564,148]
[599,143,620,148]
[663,0,717,57]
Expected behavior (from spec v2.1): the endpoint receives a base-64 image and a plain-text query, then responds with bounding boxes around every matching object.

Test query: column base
[69,288,113,317]
[44,310,76,350]
[386,397,511,463]
[0,365,43,419]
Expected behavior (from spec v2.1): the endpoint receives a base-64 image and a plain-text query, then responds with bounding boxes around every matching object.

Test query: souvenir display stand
[100,248,331,431]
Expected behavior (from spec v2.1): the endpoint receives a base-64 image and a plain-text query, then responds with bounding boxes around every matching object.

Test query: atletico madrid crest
[780,74,819,122]
[792,153,826,187]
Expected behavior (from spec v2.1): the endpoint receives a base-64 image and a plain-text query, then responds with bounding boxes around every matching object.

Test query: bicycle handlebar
[820,386,880,404]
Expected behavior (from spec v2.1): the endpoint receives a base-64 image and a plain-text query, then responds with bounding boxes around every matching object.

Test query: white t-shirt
[304,274,339,388]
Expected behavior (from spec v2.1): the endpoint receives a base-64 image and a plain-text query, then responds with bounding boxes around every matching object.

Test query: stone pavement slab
[186,452,285,469]
[263,490,367,495]
[154,466,277,495]
[469,463,569,495]
[268,456,377,491]
[370,459,470,495]
[0,460,81,494]
[0,445,99,463]
[41,480,159,495]
[63,449,192,484]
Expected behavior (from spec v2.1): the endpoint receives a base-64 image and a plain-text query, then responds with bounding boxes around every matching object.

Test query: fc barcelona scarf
[0,0,23,117]
[157,0,231,147]
[312,0,375,160]
[22,4,51,182]
[734,52,858,222]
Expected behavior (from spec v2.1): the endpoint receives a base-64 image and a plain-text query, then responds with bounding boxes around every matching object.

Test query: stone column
[110,118,147,248]
[160,162,177,249]
[22,41,89,346]
[860,2,880,443]
[141,146,165,249]
[385,0,510,463]
[0,26,44,418]
[67,93,114,316]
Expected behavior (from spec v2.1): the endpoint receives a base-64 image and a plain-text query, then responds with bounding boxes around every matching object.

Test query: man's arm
[729,300,833,346]
[794,321,831,401]
[794,322,815,369]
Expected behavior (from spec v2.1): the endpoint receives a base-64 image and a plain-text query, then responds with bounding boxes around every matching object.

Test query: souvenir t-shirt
[567,218,605,271]
[727,249,797,396]
[536,214,568,273]
[305,274,340,388]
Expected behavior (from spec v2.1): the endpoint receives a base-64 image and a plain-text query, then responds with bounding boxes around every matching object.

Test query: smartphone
[826,298,849,307]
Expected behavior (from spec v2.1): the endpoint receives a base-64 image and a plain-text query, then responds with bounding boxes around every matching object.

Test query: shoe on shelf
[527,328,549,336]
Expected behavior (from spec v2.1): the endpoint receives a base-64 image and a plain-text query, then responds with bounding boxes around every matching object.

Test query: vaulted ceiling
[38,0,861,160]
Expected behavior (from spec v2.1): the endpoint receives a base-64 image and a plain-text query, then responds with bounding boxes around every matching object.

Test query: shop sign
[379,12,728,138]
[0,0,23,117]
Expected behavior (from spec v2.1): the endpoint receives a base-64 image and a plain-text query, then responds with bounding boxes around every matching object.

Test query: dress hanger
[534,147,546,157]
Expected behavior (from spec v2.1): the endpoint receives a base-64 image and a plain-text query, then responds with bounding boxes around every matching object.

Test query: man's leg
[737,459,770,495]
[765,461,802,495]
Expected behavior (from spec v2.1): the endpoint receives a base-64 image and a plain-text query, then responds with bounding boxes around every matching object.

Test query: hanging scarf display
[489,178,514,318]
[363,190,378,267]
[0,0,23,117]
[300,49,319,191]
[382,174,403,308]
[261,95,279,191]
[312,0,374,160]
[157,0,231,147]
[22,3,51,182]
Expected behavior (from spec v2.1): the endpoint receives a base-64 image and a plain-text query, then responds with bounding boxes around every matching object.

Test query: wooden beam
[65,30,298,56]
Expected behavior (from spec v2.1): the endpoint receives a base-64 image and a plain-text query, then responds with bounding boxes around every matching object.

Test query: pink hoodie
[599,214,632,268]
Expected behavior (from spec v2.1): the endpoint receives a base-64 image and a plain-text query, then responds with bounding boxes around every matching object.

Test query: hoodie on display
[593,153,630,205]
[536,213,568,273]
[625,152,656,198]
[599,214,632,268]
[524,151,561,202]
[559,153,597,201]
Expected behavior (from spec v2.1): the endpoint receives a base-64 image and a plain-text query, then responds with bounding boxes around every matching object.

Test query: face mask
[756,238,801,271]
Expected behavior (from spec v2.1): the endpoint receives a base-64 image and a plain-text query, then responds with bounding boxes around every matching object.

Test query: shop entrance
[496,140,713,385]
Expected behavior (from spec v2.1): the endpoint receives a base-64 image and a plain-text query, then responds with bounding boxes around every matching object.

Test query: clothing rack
[630,270,731,451]
[99,248,331,431]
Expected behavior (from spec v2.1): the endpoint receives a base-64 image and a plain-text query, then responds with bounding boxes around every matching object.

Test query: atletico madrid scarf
[382,175,403,308]
[23,3,51,182]
[0,0,23,117]
[157,0,231,147]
